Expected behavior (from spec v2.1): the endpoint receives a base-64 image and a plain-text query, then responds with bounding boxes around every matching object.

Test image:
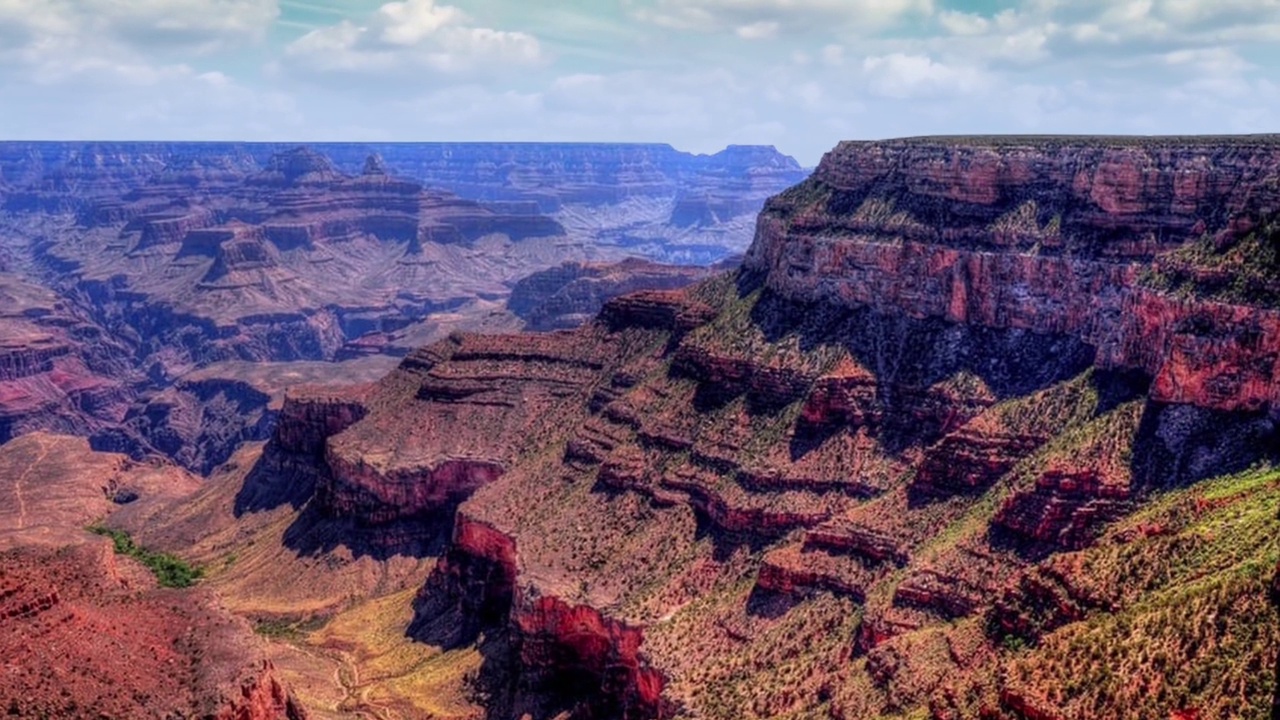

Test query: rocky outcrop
[509,258,715,331]
[413,513,666,719]
[670,145,808,228]
[274,385,370,457]
[599,290,719,335]
[214,662,309,720]
[912,421,1046,498]
[993,467,1133,552]
[320,453,504,524]
[514,595,667,720]
[413,514,519,645]
[746,136,1280,414]
[0,342,72,382]
[131,208,219,250]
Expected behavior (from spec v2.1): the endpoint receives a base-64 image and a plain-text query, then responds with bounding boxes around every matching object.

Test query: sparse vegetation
[1001,466,1280,719]
[253,615,330,642]
[1141,224,1280,307]
[88,525,204,589]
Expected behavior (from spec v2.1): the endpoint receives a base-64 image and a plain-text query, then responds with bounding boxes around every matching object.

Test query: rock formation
[0,433,307,720]
[206,136,1280,719]
[8,136,1280,719]
[508,257,728,331]
[0,142,799,471]
[746,136,1280,412]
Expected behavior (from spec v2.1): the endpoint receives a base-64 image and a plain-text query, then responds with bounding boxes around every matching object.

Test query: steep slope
[0,142,801,471]
[0,433,307,720]
[270,136,1279,720]
[90,136,1280,719]
[508,257,726,330]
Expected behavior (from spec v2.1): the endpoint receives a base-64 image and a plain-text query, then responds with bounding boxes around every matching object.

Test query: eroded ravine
[97,135,1280,720]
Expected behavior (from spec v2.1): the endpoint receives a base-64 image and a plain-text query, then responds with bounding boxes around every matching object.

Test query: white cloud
[96,0,278,42]
[4,0,1280,169]
[282,0,543,79]
[0,0,278,49]
[861,53,989,99]
[932,0,1280,62]
[736,21,778,40]
[377,0,463,45]
[938,10,990,36]
[630,0,934,35]
[0,0,278,93]
[1163,47,1253,75]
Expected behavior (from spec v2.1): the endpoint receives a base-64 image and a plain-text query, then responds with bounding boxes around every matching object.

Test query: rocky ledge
[747,136,1280,412]
[185,136,1280,720]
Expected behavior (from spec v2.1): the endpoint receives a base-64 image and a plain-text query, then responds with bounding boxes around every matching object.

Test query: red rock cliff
[745,136,1280,412]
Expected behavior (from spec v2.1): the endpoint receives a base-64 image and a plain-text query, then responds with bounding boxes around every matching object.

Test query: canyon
[0,141,795,471]
[5,136,1280,719]
[0,433,307,720]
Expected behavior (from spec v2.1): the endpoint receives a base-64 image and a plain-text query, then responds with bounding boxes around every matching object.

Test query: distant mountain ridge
[0,140,805,210]
[0,141,802,471]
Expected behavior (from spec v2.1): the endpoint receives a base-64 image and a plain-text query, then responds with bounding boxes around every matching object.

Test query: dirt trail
[11,443,49,530]
[284,641,398,720]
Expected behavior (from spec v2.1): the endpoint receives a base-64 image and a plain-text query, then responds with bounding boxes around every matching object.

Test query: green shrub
[88,525,204,589]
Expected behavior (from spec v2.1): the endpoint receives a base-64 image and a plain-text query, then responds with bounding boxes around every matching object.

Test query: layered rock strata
[351,137,1278,719]
[0,141,804,469]
[53,136,1280,719]
[0,433,307,720]
[746,136,1280,413]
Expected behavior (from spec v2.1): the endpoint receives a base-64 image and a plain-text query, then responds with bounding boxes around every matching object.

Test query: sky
[0,0,1278,164]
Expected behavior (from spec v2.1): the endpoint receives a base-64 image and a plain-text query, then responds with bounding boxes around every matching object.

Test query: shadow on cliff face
[411,604,647,720]
[744,585,800,620]
[407,624,669,720]
[731,274,1279,489]
[692,506,774,562]
[1129,402,1279,492]
[729,272,1097,459]
[408,568,520,719]
[233,443,317,515]
[278,502,455,561]
[988,399,1280,560]
[233,441,452,561]
[444,629,646,720]
[409,535,669,720]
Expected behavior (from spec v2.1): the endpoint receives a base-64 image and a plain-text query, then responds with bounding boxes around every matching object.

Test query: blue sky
[1,0,1278,164]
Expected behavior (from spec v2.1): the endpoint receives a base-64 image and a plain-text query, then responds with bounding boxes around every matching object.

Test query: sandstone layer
[0,142,793,469]
[0,433,307,719]
[14,136,1280,719]
[242,136,1280,720]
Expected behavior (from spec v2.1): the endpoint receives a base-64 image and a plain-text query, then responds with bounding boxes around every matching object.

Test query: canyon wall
[0,142,800,469]
[746,136,1280,412]
[15,136,1280,719]
[356,137,1278,719]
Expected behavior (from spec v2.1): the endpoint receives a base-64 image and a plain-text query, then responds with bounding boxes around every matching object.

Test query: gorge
[0,141,798,472]
[3,136,1280,719]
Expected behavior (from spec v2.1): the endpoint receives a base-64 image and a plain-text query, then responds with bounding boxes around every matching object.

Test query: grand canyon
[2,135,1278,720]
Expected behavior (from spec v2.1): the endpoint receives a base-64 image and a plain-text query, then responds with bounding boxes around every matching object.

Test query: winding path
[284,641,398,720]
[10,443,49,531]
